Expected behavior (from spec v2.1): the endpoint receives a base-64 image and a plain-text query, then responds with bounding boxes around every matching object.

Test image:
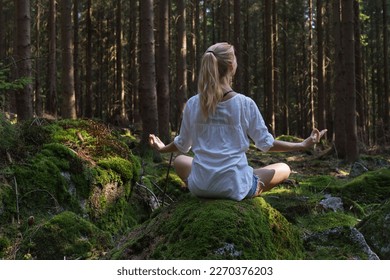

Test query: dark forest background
[1,0,389,162]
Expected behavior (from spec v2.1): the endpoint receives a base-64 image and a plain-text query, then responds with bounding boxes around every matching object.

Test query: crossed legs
[173,155,291,195]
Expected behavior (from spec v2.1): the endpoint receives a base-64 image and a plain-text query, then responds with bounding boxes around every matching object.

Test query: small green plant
[0,63,32,91]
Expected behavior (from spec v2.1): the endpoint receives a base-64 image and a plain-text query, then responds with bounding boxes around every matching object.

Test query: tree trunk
[308,0,315,130]
[73,0,81,117]
[176,0,187,127]
[273,0,279,134]
[128,0,139,125]
[317,0,326,131]
[354,0,366,144]
[85,0,93,118]
[383,0,389,132]
[60,0,76,119]
[115,0,126,125]
[333,0,347,158]
[15,0,33,121]
[233,0,242,91]
[265,0,275,135]
[0,0,5,60]
[34,0,42,117]
[139,0,158,146]
[281,0,289,135]
[46,0,57,117]
[342,0,359,162]
[157,0,170,142]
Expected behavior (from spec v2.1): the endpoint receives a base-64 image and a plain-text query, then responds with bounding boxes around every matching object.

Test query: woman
[149,42,326,201]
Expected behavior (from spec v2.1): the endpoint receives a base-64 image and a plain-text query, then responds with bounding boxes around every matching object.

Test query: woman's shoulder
[234,93,256,105]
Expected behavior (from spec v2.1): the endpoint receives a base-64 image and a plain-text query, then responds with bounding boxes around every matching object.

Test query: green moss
[304,226,374,260]
[108,196,304,260]
[98,156,139,185]
[334,169,390,204]
[20,211,112,259]
[296,212,358,233]
[156,173,187,200]
[358,199,390,259]
[0,236,10,258]
[276,135,303,142]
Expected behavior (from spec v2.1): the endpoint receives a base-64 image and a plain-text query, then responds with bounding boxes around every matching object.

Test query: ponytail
[198,43,235,119]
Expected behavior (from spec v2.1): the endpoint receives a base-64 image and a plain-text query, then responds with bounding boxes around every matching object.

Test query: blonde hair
[198,42,236,119]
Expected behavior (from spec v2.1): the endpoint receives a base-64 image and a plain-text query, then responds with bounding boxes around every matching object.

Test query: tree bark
[85,0,93,118]
[157,0,170,142]
[46,0,57,117]
[139,0,158,146]
[317,0,326,131]
[342,0,359,162]
[15,0,33,121]
[265,0,275,135]
[176,0,187,127]
[333,0,347,158]
[60,0,76,119]
[383,0,389,132]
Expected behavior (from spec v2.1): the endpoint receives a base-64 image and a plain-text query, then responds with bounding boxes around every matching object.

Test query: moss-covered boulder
[332,168,390,204]
[304,226,379,260]
[20,211,113,259]
[108,196,304,260]
[358,199,390,259]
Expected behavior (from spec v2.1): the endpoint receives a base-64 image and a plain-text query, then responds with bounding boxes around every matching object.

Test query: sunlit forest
[1,0,389,159]
[1,0,390,261]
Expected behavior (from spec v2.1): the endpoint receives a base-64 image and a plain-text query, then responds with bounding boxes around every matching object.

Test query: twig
[151,180,175,203]
[135,182,162,209]
[14,176,20,224]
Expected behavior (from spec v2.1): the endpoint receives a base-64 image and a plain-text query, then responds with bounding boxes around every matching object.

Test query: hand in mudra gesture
[149,134,166,151]
[302,128,327,149]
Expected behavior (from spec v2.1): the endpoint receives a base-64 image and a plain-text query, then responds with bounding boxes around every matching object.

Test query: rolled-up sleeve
[246,98,274,152]
[173,103,192,153]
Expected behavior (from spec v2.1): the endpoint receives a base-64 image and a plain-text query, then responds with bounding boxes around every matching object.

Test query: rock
[19,211,113,260]
[335,168,390,204]
[107,195,304,260]
[304,226,379,260]
[319,194,344,212]
[349,161,368,178]
[358,199,390,259]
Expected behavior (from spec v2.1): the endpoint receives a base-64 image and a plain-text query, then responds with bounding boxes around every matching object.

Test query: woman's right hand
[149,134,166,152]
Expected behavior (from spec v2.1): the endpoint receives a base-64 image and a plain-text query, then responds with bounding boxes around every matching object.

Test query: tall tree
[317,0,326,131]
[354,0,366,144]
[60,0,76,119]
[157,0,170,142]
[333,0,347,158]
[342,0,359,162]
[46,0,57,117]
[383,0,389,132]
[233,0,242,91]
[176,0,187,126]
[139,0,158,146]
[73,0,81,116]
[15,0,33,121]
[308,0,315,130]
[264,0,275,135]
[115,0,126,125]
[34,0,42,117]
[0,0,5,60]
[85,0,93,118]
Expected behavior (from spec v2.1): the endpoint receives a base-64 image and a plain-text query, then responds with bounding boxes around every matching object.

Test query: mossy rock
[304,226,379,260]
[332,168,390,204]
[108,196,304,260]
[19,211,113,260]
[358,199,390,259]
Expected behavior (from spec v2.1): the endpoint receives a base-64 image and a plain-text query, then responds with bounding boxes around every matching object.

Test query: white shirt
[174,93,274,201]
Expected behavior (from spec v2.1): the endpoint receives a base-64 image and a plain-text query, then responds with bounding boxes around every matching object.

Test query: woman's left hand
[302,128,327,149]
